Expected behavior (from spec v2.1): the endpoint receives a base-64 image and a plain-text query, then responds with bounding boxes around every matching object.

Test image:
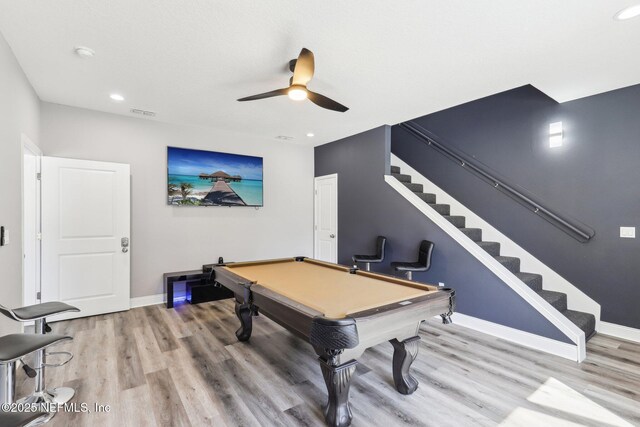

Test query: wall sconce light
[549,121,563,148]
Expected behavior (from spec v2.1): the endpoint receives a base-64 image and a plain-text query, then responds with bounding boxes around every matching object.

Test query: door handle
[121,237,129,253]
[330,234,335,238]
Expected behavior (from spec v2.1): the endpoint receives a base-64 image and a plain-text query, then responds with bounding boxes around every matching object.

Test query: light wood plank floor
[17,300,640,426]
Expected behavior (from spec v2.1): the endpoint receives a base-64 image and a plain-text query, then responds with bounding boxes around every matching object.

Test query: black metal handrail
[399,121,595,243]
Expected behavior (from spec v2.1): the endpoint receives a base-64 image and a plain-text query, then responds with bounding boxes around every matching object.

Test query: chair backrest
[418,240,434,270]
[375,236,387,260]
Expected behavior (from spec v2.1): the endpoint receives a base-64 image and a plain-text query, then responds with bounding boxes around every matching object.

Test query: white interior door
[42,157,130,319]
[314,174,338,263]
[22,135,42,307]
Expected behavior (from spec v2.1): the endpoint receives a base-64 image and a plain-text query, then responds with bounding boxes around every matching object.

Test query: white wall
[40,103,314,298]
[0,32,41,335]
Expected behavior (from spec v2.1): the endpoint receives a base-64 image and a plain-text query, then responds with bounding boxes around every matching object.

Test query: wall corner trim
[598,321,640,344]
[445,313,581,362]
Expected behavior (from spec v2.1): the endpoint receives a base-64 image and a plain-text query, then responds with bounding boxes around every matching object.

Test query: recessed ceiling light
[614,4,640,20]
[110,93,125,102]
[74,46,95,59]
[306,133,315,137]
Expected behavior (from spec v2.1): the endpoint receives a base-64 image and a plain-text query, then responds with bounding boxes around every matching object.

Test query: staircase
[391,165,596,340]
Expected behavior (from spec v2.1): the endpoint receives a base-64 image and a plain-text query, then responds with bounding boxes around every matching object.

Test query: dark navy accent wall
[392,84,640,329]
[315,125,569,342]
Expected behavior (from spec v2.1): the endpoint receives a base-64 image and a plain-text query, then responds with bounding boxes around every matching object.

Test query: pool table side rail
[210,265,254,300]
[353,269,438,292]
[212,262,455,344]
[221,256,441,292]
[348,289,454,320]
[252,284,324,341]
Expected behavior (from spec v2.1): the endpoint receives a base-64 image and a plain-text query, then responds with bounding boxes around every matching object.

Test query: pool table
[211,257,455,427]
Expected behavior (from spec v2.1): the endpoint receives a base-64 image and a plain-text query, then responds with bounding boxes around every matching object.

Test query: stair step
[494,256,520,273]
[515,272,543,291]
[392,173,412,183]
[414,193,437,203]
[443,215,466,228]
[389,162,597,341]
[563,309,596,340]
[460,228,482,242]
[428,203,450,215]
[538,290,568,311]
[477,241,500,256]
[403,182,423,192]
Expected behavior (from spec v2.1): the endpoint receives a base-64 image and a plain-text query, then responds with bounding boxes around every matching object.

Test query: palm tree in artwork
[168,183,178,195]
[180,182,193,201]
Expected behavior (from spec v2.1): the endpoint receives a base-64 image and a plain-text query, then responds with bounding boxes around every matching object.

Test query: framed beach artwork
[167,147,263,207]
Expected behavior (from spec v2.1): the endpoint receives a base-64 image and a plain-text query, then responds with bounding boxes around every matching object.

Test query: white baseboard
[447,313,580,362]
[598,321,640,343]
[130,292,186,308]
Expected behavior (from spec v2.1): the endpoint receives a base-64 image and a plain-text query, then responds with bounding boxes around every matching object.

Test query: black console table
[163,270,206,309]
[163,265,232,308]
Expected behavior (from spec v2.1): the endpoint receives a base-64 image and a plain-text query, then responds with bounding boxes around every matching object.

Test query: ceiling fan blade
[237,88,289,101]
[307,90,349,112]
[292,48,315,86]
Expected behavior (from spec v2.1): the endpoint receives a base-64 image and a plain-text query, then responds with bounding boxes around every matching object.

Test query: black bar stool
[391,240,434,280]
[352,236,386,271]
[0,302,79,405]
[0,333,72,424]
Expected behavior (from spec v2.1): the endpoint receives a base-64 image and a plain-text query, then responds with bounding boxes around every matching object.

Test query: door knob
[330,234,335,238]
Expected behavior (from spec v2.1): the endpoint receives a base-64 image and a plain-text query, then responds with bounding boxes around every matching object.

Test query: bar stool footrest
[43,351,73,368]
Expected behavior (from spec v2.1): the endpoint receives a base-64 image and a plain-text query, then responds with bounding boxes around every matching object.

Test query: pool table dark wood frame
[211,257,455,427]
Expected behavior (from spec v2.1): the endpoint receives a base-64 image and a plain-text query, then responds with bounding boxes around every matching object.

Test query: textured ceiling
[0,0,639,145]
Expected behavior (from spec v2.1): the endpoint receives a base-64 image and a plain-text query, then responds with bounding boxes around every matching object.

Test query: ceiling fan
[237,48,349,112]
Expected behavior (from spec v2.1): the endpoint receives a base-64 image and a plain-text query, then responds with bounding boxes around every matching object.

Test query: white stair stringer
[388,154,597,362]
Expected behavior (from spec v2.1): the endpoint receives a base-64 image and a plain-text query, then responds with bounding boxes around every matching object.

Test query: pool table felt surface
[224,259,437,318]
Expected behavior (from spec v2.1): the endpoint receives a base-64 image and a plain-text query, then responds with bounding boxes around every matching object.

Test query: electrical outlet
[438,282,445,287]
[620,227,636,238]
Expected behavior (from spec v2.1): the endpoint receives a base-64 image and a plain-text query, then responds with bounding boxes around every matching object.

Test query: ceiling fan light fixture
[288,86,308,101]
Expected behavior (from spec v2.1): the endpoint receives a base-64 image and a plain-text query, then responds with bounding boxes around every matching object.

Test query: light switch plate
[620,227,636,238]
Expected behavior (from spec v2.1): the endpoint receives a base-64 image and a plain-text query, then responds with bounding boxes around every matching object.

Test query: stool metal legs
[2,361,53,425]
[19,319,75,406]
[0,362,16,404]
[364,262,370,271]
[405,271,412,281]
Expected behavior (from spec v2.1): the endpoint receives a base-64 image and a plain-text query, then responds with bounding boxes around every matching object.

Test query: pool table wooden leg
[390,336,421,395]
[318,355,358,427]
[234,301,253,342]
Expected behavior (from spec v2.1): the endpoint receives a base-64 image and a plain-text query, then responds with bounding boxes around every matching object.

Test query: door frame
[21,134,42,307]
[313,173,338,262]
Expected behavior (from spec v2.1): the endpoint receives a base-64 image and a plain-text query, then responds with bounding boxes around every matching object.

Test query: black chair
[352,236,386,271]
[391,240,434,280]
